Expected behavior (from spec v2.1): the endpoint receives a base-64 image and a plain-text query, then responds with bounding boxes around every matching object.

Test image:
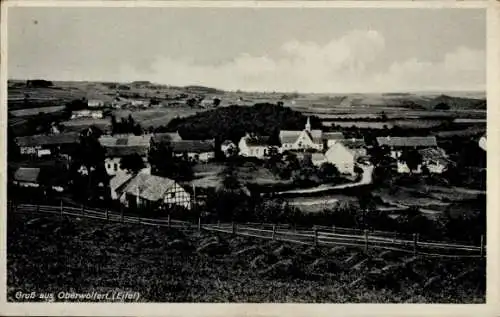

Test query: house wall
[105,157,150,176]
[238,138,268,158]
[325,143,356,175]
[164,183,192,210]
[282,131,323,152]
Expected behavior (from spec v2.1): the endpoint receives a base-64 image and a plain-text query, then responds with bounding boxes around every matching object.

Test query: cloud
[112,30,485,93]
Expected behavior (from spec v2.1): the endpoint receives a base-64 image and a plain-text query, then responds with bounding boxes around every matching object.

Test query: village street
[276,164,374,195]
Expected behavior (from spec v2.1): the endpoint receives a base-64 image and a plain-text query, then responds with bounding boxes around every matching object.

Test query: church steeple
[305,116,311,132]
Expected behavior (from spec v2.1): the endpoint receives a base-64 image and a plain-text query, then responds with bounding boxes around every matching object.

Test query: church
[279,117,343,152]
[279,117,324,152]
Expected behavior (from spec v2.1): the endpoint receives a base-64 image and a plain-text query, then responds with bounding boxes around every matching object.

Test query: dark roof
[171,140,215,153]
[14,167,41,183]
[339,139,366,149]
[246,136,272,146]
[222,140,234,146]
[152,132,183,143]
[15,132,80,147]
[121,173,177,202]
[105,146,149,158]
[376,136,437,148]
[323,132,344,141]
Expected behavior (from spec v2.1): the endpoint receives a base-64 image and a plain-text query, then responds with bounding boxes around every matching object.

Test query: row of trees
[111,115,143,135]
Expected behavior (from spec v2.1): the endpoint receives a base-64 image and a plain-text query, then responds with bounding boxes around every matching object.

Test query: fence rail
[9,202,485,258]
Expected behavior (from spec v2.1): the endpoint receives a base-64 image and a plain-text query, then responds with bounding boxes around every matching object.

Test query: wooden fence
[9,202,485,258]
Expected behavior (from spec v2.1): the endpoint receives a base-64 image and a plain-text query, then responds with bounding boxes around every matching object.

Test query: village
[9,92,485,217]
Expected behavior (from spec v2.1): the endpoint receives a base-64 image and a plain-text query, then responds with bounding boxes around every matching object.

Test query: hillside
[7,212,485,303]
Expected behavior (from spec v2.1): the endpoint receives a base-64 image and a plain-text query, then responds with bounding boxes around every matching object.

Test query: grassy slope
[7,212,485,303]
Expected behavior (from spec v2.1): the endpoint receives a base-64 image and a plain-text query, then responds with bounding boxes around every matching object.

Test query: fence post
[37,204,40,213]
[60,200,63,216]
[105,208,109,220]
[81,205,84,215]
[480,235,485,257]
[167,214,171,228]
[272,225,276,240]
[198,217,201,231]
[217,220,220,228]
[332,225,335,234]
[413,233,418,256]
[364,229,369,252]
[232,222,236,235]
[314,228,318,246]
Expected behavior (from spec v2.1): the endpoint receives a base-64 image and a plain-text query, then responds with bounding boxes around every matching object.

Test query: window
[114,163,118,171]
[169,192,175,199]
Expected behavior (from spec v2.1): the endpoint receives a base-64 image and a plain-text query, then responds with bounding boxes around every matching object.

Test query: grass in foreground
[7,212,485,303]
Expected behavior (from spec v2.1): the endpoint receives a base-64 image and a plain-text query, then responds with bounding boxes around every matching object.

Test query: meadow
[7,211,485,303]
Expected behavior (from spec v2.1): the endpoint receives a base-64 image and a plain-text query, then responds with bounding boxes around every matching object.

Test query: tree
[434,102,450,110]
[318,162,339,182]
[70,127,109,203]
[148,141,193,181]
[186,98,198,108]
[120,154,146,174]
[213,98,221,107]
[400,149,423,174]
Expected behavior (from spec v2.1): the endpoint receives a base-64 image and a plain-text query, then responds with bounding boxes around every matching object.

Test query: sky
[8,7,486,93]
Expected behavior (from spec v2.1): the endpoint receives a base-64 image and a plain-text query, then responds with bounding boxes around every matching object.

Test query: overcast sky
[9,7,486,93]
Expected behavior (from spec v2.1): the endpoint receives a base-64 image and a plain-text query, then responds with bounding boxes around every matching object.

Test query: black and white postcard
[1,1,499,316]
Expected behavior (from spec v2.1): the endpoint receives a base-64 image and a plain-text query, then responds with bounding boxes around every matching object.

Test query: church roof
[279,129,323,144]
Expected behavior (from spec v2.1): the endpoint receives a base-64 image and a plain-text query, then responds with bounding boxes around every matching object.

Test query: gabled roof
[14,167,41,183]
[171,140,215,153]
[376,136,437,148]
[279,129,323,144]
[105,146,149,158]
[110,172,134,193]
[99,134,152,147]
[15,132,80,147]
[323,132,344,141]
[120,173,178,202]
[279,131,301,144]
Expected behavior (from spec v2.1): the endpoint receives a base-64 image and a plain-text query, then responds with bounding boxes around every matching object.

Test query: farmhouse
[279,117,324,152]
[117,172,192,210]
[71,109,103,120]
[325,139,367,175]
[322,132,345,148]
[15,132,80,157]
[238,134,275,159]
[13,167,41,188]
[12,167,66,192]
[104,146,150,176]
[397,147,451,174]
[87,99,105,108]
[376,136,438,159]
[170,140,216,162]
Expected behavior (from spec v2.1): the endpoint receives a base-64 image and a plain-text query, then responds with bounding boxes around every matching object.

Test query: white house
[323,132,345,148]
[87,99,105,108]
[104,146,150,176]
[238,134,274,159]
[325,139,367,175]
[71,109,103,120]
[170,140,216,162]
[118,172,192,210]
[279,117,324,152]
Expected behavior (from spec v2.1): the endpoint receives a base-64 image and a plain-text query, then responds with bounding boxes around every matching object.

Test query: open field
[7,211,485,303]
[113,108,201,128]
[60,118,111,132]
